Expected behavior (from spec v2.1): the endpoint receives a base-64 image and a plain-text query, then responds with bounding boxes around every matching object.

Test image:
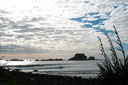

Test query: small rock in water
[33,69,38,72]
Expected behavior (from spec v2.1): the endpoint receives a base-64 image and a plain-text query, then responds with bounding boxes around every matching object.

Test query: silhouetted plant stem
[113,25,126,66]
[97,36,114,77]
[97,36,107,58]
[105,34,120,71]
[0,56,5,60]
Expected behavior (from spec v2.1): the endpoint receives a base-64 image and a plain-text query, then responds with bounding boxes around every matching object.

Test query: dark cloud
[31,17,47,22]
[16,34,34,40]
[0,44,48,54]
[12,24,33,29]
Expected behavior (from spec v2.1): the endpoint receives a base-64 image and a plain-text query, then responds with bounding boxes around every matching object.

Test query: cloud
[0,0,128,59]
[71,0,128,35]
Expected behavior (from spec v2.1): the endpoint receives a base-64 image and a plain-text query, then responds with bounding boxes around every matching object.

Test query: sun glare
[9,0,34,10]
[6,0,57,12]
[0,0,60,21]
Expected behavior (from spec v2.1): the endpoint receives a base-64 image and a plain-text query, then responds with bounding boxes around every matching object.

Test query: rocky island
[69,53,95,60]
[88,56,95,60]
[69,53,87,60]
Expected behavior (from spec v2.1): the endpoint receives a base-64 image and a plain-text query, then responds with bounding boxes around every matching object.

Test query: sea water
[0,60,102,78]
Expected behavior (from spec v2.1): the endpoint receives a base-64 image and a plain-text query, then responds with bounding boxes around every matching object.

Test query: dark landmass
[69,53,95,60]
[88,56,95,60]
[35,58,63,61]
[5,58,63,61]
[69,53,87,60]
[6,59,24,61]
[5,56,95,61]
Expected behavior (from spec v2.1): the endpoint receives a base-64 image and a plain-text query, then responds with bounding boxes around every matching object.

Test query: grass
[97,25,128,85]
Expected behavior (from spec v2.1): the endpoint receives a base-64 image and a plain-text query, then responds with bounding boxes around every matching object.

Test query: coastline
[1,67,99,85]
[1,60,128,85]
[0,60,100,78]
[1,67,128,85]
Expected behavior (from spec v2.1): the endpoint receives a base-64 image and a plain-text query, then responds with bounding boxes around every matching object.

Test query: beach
[1,67,99,85]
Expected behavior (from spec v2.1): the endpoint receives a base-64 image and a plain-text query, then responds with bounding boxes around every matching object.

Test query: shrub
[97,25,128,85]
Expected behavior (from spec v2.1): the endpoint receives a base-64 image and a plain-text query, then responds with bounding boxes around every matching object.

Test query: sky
[0,0,128,60]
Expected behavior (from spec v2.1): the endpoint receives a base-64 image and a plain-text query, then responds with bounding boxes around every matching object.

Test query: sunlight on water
[0,60,102,78]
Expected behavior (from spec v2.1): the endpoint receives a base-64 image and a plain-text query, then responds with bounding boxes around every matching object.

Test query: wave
[2,60,101,78]
[4,64,44,67]
[4,64,66,71]
[42,70,99,74]
[4,63,67,67]
[41,66,64,69]
[39,70,99,78]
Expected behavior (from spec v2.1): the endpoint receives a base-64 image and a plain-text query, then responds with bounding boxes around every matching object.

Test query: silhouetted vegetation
[97,25,128,85]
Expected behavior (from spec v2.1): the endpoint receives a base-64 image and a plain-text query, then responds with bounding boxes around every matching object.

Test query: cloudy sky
[0,0,128,59]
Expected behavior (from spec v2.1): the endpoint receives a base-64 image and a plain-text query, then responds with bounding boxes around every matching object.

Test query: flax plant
[97,26,128,80]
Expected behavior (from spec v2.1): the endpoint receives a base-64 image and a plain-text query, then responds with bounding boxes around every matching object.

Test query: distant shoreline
[3,59,99,61]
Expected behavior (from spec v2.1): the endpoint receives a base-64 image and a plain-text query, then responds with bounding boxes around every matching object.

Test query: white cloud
[110,5,127,17]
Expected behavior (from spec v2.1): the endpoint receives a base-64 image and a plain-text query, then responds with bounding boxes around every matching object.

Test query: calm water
[0,60,102,78]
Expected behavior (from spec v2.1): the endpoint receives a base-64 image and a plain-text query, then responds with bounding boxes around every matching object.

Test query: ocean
[0,60,102,78]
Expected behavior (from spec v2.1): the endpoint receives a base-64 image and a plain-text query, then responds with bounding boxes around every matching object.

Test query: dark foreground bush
[97,25,128,85]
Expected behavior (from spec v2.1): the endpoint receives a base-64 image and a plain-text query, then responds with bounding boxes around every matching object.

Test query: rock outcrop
[7,59,24,61]
[69,53,87,60]
[88,56,95,60]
